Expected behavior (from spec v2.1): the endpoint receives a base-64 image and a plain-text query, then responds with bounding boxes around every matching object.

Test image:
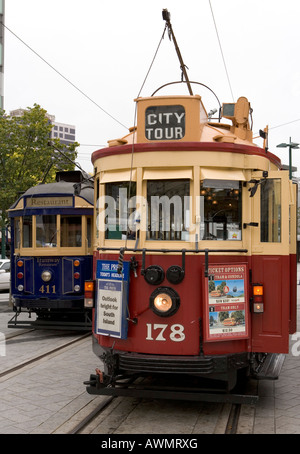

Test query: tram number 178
[146,323,185,342]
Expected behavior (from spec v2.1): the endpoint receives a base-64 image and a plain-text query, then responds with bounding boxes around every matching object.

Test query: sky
[3,0,300,176]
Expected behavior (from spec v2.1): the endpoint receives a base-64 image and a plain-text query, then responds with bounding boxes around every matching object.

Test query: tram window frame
[200,180,242,241]
[260,178,281,243]
[146,179,190,241]
[104,181,137,240]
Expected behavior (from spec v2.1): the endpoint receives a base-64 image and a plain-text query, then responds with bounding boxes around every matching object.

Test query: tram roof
[92,94,281,170]
[9,178,94,210]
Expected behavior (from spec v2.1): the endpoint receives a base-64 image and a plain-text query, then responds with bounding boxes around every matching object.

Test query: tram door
[250,170,295,353]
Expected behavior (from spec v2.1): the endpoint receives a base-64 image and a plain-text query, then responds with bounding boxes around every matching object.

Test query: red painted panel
[251,255,290,353]
[92,252,293,356]
[290,254,297,334]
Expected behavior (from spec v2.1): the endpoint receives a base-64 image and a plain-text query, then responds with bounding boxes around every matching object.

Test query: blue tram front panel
[12,256,92,309]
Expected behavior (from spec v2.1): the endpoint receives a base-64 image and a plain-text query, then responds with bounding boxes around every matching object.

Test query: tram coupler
[84,371,113,392]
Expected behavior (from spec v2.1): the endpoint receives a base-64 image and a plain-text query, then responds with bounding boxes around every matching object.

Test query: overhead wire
[3,17,300,146]
[208,0,235,102]
[1,22,129,130]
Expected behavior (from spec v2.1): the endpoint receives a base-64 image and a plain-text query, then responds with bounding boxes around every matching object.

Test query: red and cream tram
[85,15,297,402]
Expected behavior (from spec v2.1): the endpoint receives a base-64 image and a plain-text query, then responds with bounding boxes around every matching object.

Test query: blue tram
[8,171,94,330]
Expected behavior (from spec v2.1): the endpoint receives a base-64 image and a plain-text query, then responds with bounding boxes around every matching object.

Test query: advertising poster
[204,263,249,342]
[95,260,130,339]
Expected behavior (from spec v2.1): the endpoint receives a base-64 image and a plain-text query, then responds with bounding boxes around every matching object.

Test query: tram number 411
[146,323,185,342]
[39,285,56,294]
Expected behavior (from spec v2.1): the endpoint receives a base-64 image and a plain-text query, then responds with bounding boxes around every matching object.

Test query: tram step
[255,353,285,380]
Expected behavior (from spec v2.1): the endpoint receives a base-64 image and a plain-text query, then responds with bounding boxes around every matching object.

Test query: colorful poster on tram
[204,263,249,342]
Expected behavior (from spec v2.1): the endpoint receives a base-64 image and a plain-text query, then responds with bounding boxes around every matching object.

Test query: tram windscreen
[36,215,57,247]
[200,180,242,240]
[147,179,190,241]
[61,216,82,247]
[105,182,137,239]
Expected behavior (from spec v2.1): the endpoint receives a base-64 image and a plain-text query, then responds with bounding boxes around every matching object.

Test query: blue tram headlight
[149,287,180,317]
[41,270,52,282]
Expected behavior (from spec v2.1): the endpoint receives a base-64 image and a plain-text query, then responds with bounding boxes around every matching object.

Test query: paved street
[1,271,300,434]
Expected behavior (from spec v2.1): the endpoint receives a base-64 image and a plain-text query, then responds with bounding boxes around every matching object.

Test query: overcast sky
[4,0,300,176]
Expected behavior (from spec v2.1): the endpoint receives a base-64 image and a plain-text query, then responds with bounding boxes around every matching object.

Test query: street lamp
[277,137,299,180]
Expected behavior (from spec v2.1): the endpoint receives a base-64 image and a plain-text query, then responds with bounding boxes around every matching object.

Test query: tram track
[0,331,91,379]
[66,395,251,434]
[225,403,242,433]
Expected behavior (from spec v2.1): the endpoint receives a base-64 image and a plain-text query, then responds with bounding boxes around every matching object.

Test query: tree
[0,104,79,255]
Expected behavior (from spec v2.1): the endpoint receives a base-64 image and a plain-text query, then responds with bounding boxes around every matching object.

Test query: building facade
[9,109,76,146]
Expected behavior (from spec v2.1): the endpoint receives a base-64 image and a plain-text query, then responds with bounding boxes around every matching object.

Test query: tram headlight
[41,270,52,282]
[149,287,180,317]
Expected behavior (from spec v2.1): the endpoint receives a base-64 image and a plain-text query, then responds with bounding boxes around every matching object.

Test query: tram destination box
[95,260,130,339]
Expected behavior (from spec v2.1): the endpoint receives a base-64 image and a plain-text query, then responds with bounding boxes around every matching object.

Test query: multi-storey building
[51,121,76,146]
[9,109,76,146]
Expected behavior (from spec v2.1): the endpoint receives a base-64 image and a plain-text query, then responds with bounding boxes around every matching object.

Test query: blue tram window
[61,216,82,247]
[23,215,32,248]
[36,215,57,247]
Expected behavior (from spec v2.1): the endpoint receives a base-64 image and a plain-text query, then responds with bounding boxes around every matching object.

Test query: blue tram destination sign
[145,105,185,140]
[95,260,130,339]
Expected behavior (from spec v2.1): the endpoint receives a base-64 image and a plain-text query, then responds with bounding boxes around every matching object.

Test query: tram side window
[87,216,92,247]
[200,180,242,240]
[105,182,137,239]
[23,216,32,248]
[61,216,82,247]
[36,215,57,247]
[260,179,281,242]
[14,217,21,249]
[147,179,190,241]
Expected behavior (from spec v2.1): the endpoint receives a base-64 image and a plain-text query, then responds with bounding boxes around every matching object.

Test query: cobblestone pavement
[0,296,100,434]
